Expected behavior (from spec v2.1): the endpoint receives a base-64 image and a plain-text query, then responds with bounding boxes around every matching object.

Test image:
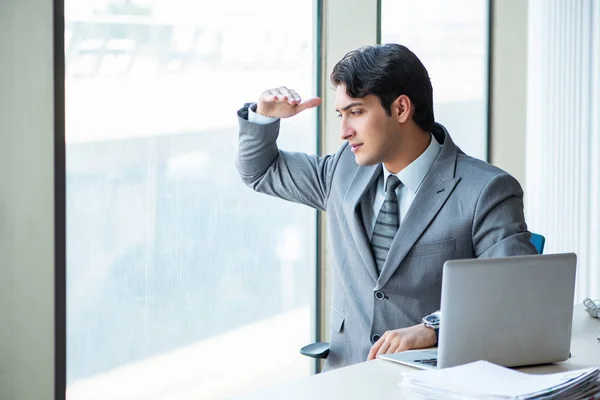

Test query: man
[235,43,537,371]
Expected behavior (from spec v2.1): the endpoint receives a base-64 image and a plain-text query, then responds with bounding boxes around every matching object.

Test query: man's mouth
[351,143,363,153]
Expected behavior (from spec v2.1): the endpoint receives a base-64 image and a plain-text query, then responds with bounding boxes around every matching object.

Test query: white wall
[0,0,58,398]
[490,0,529,187]
[526,0,600,301]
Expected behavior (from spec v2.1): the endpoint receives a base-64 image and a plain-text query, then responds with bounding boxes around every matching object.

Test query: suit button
[375,290,385,300]
[372,334,381,343]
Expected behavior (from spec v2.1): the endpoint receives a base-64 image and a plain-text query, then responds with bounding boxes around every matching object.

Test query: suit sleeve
[472,173,538,257]
[235,104,344,212]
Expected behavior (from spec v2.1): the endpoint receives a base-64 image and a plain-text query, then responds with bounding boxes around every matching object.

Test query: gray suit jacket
[235,105,537,370]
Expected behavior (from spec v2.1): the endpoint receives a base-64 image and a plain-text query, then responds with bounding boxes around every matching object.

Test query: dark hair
[330,43,434,132]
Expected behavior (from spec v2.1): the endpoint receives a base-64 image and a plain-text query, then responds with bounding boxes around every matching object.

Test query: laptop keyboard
[415,358,438,367]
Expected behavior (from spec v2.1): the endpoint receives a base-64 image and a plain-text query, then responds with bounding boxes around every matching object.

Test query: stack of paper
[400,361,600,399]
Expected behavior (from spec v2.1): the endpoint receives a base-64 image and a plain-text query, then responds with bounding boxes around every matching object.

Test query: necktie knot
[385,175,401,194]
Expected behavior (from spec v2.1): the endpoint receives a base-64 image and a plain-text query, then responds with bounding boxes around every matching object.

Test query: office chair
[300,232,547,361]
[530,232,546,254]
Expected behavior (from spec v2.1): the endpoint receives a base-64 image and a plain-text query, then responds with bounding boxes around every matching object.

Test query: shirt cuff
[248,105,279,125]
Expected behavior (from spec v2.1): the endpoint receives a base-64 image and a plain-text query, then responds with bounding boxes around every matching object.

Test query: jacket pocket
[330,306,345,333]
[408,238,456,257]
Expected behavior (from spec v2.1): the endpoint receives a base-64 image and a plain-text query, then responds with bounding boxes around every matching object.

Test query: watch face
[425,315,440,324]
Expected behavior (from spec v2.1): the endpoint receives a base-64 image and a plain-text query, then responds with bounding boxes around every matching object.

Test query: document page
[400,361,599,399]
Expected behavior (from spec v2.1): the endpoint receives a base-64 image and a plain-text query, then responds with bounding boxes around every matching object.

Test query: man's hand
[367,324,437,361]
[256,86,321,119]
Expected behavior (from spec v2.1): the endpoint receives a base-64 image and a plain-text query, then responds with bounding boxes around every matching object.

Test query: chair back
[530,232,546,254]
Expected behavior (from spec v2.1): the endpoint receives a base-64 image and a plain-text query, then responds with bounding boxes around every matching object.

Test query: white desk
[237,307,600,400]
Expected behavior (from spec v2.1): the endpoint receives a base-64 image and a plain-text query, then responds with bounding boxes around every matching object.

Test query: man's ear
[394,94,412,123]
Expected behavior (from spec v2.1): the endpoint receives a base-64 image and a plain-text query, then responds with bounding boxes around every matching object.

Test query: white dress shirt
[248,108,278,124]
[365,135,441,239]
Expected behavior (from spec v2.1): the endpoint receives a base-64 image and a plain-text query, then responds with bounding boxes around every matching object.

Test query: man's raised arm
[236,86,345,212]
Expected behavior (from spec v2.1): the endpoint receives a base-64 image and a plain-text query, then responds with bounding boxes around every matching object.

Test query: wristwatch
[422,311,441,330]
[422,311,441,344]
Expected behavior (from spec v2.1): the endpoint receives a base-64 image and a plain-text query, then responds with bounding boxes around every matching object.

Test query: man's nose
[340,124,355,141]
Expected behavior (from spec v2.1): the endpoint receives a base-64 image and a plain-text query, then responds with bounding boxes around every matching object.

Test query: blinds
[526,0,600,301]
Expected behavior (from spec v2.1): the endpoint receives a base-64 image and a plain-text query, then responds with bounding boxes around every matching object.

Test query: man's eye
[336,114,342,118]
[351,110,362,115]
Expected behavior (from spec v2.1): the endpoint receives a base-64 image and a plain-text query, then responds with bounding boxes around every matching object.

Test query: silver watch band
[422,311,441,329]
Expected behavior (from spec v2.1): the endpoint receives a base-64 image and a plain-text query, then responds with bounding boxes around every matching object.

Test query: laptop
[378,253,577,370]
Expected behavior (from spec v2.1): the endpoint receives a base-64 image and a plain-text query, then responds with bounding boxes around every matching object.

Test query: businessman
[235,43,537,371]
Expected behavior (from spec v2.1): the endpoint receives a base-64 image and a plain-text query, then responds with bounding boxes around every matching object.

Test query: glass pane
[65,1,317,398]
[381,0,489,160]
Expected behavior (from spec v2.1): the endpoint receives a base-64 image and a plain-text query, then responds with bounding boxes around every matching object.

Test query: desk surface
[237,307,600,400]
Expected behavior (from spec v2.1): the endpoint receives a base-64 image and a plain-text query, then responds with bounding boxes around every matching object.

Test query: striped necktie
[371,175,401,274]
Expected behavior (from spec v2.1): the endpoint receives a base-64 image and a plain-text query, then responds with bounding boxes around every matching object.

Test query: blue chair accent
[530,233,545,254]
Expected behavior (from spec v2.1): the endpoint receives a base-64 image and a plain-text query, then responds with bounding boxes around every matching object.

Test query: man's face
[335,85,400,166]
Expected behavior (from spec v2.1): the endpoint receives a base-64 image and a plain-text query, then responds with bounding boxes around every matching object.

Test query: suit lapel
[376,175,460,289]
[343,163,382,282]
[376,127,462,289]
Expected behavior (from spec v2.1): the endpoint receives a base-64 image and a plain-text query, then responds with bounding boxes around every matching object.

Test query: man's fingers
[376,340,392,357]
[288,89,301,102]
[367,349,377,360]
[262,89,275,97]
[379,333,402,355]
[387,340,402,354]
[271,89,286,101]
[262,88,300,104]
[263,89,283,101]
[397,337,415,352]
[284,88,301,105]
[258,88,318,118]
[278,87,301,106]
[295,97,322,113]
[367,336,385,360]
[367,326,432,360]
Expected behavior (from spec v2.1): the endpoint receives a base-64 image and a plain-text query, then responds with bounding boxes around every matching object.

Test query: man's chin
[353,154,378,167]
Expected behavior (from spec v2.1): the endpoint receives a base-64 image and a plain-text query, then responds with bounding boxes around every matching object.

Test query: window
[65,1,318,398]
[380,0,490,160]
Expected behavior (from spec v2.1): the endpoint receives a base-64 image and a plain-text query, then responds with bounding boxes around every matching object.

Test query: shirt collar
[382,133,441,194]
